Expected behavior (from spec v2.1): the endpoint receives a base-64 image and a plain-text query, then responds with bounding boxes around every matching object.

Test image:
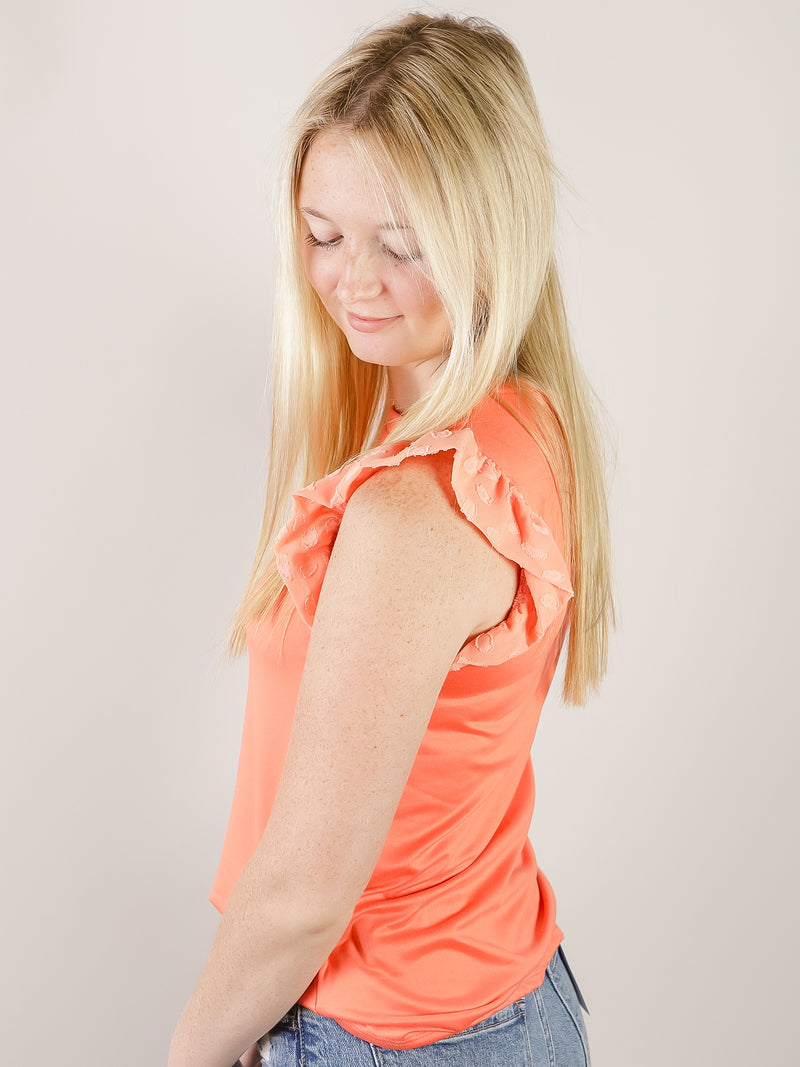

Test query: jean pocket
[445,997,526,1038]
[373,1000,530,1065]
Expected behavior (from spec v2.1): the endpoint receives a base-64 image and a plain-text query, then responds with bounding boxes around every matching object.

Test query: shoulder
[343,450,455,528]
[275,386,568,652]
[340,451,496,573]
[334,452,518,637]
[469,388,560,477]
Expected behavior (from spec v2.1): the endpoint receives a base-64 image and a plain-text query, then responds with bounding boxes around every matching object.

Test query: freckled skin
[298,130,452,411]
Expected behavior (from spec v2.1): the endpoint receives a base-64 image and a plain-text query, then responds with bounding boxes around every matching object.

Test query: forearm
[237,1045,261,1067]
[168,873,346,1067]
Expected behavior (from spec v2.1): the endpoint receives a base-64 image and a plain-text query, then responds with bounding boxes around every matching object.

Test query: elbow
[273,891,351,941]
[228,869,354,946]
[293,899,352,941]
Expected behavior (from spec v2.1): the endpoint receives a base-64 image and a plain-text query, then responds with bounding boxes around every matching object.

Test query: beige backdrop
[1,1,797,1064]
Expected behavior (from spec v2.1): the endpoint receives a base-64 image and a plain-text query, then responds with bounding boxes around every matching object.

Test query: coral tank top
[210,387,574,1049]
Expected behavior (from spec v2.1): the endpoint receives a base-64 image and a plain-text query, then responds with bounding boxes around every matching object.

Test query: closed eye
[383,245,422,264]
[305,233,341,250]
[304,232,422,264]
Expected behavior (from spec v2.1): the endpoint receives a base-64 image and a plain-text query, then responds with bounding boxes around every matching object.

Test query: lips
[346,311,401,333]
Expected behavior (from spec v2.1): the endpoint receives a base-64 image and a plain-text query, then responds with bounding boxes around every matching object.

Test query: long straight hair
[229,13,614,704]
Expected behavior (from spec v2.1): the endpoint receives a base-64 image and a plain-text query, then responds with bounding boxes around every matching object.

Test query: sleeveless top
[210,386,574,1049]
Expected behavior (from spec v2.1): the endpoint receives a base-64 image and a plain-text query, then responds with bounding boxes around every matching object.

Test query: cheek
[399,274,447,331]
[303,251,338,302]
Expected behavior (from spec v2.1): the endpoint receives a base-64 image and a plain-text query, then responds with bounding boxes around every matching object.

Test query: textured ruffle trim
[274,427,574,670]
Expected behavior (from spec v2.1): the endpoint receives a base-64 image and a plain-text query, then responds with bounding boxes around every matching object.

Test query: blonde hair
[229,12,613,705]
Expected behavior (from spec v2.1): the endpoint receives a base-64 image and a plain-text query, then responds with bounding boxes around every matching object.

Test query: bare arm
[236,1046,259,1067]
[168,458,518,1067]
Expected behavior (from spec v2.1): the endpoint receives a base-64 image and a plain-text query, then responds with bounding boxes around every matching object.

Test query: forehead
[298,130,408,228]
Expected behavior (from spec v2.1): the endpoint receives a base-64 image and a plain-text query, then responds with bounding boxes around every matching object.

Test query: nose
[336,247,383,305]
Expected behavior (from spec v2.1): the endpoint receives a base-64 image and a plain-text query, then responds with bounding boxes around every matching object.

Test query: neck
[388,361,442,414]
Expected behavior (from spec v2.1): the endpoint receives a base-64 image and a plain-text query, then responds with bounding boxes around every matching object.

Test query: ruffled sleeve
[273,427,574,670]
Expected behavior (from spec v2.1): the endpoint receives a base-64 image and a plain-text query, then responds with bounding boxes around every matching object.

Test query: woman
[169,12,612,1067]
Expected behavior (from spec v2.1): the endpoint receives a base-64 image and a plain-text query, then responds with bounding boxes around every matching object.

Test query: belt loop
[557,943,590,1015]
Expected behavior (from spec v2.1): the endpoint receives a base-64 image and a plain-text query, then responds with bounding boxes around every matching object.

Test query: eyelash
[304,233,417,264]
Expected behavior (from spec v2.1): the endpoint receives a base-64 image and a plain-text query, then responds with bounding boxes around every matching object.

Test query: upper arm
[243,457,517,922]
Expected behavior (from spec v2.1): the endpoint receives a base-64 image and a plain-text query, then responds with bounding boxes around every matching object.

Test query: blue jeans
[258,946,590,1065]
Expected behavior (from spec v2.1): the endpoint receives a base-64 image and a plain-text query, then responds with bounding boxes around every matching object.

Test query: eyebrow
[299,207,414,231]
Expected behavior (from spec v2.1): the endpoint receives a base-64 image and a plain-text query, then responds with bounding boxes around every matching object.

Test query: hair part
[228,12,614,705]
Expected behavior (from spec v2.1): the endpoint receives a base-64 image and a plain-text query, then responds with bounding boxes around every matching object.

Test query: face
[297,130,451,408]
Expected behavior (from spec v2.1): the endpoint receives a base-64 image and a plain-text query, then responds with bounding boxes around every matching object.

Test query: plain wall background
[1,1,797,1063]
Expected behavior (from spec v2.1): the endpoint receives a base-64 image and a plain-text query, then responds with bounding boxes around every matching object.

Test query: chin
[349,349,398,369]
[345,338,400,368]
